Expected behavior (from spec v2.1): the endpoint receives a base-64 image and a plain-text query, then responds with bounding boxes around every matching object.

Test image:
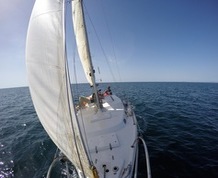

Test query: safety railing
[132,137,152,178]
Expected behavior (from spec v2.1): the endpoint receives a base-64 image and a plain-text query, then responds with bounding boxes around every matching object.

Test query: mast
[72,0,101,108]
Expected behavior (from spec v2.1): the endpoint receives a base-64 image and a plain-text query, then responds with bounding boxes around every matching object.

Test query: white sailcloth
[26,0,94,177]
[72,0,94,86]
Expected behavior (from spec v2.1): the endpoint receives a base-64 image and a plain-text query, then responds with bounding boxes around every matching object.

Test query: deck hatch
[88,133,119,153]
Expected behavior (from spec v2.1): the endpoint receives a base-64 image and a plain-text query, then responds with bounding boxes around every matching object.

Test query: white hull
[77,95,138,178]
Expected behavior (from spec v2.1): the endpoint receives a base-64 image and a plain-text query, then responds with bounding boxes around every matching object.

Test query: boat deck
[77,95,138,177]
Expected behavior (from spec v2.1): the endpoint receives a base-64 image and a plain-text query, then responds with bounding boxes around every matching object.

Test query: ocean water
[0,82,218,178]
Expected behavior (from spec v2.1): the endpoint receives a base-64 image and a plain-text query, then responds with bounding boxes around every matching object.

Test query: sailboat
[26,0,151,177]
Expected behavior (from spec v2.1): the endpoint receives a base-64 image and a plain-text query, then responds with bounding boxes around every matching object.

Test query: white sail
[72,0,94,86]
[25,0,95,177]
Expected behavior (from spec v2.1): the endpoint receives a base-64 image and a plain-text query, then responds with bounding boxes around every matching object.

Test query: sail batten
[26,0,94,177]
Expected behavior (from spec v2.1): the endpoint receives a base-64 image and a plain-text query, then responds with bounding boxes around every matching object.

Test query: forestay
[26,0,94,177]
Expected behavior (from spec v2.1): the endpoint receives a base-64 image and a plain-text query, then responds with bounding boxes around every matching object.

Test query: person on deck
[90,90,104,103]
[104,86,112,96]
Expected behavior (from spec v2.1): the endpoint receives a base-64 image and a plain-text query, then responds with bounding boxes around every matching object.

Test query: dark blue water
[0,82,218,178]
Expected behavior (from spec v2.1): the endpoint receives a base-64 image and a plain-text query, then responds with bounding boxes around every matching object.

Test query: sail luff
[62,1,89,176]
[72,0,101,108]
[71,0,94,86]
[26,0,95,177]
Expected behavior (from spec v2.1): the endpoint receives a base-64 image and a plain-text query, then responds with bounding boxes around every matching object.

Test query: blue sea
[0,82,218,178]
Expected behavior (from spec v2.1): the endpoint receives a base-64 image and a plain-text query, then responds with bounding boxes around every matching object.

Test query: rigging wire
[96,0,122,82]
[94,0,128,102]
[97,66,102,82]
[83,2,116,82]
[67,0,94,169]
[63,1,88,177]
[71,38,94,166]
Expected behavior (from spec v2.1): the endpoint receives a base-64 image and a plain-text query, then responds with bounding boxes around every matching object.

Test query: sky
[0,0,218,88]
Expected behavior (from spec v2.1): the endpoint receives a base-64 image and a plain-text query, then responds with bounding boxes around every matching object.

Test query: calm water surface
[0,82,218,178]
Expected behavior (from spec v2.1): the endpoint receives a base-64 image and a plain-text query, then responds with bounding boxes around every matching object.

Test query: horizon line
[1,81,218,90]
